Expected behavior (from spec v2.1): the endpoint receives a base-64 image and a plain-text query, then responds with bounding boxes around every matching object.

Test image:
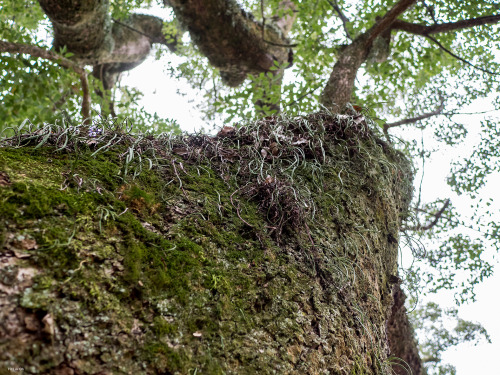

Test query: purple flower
[88,125,102,137]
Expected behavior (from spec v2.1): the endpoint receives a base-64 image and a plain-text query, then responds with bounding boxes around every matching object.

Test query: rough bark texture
[166,0,292,87]
[320,0,417,109]
[0,112,414,374]
[387,284,423,375]
[320,35,370,111]
[38,0,114,63]
[37,0,178,85]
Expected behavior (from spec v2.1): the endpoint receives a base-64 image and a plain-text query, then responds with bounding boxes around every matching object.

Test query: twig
[384,100,444,132]
[284,86,321,108]
[326,0,352,40]
[443,108,499,116]
[421,0,437,24]
[111,18,178,50]
[425,34,500,76]
[112,18,153,39]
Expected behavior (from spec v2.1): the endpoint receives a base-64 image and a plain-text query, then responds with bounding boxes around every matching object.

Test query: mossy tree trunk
[0,112,418,374]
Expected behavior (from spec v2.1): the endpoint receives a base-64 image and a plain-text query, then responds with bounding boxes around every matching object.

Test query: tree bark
[387,284,423,375]
[0,112,415,374]
[38,0,114,63]
[165,0,293,87]
[320,0,417,109]
[37,0,179,89]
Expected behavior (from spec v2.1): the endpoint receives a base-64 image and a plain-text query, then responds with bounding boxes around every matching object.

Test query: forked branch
[321,0,418,109]
[404,199,451,231]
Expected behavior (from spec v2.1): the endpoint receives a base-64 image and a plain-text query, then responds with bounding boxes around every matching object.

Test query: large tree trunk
[387,284,423,375]
[0,112,417,374]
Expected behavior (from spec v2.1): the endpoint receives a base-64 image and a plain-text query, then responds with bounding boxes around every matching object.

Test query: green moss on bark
[0,112,413,374]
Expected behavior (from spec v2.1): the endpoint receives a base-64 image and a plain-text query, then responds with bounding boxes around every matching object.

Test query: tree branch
[384,100,444,132]
[38,0,179,89]
[404,199,450,231]
[284,85,321,108]
[365,0,417,47]
[421,0,438,24]
[321,0,417,109]
[166,0,293,87]
[0,40,85,74]
[80,73,91,124]
[0,40,90,123]
[425,34,500,76]
[326,0,352,40]
[391,14,500,35]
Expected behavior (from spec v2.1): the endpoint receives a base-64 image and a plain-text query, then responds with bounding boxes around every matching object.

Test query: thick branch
[321,0,417,109]
[38,0,180,89]
[391,14,500,36]
[0,40,90,122]
[92,14,182,89]
[320,36,370,110]
[365,0,417,46]
[38,0,113,63]
[166,0,292,87]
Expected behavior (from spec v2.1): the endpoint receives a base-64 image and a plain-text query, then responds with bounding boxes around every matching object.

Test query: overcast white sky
[122,52,500,374]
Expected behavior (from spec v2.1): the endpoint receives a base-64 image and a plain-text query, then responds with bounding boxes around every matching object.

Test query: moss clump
[0,111,413,374]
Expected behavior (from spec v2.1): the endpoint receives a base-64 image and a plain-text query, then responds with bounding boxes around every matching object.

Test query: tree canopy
[1,0,499,373]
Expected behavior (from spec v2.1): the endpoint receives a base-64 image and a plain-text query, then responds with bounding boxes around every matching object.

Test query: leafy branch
[391,14,500,35]
[0,40,90,123]
[404,199,450,231]
[424,34,500,76]
[326,0,353,40]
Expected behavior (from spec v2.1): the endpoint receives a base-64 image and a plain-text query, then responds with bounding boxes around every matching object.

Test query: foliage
[410,302,491,375]
[0,0,180,134]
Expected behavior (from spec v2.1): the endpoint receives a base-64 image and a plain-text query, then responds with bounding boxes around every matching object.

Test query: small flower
[88,125,102,137]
